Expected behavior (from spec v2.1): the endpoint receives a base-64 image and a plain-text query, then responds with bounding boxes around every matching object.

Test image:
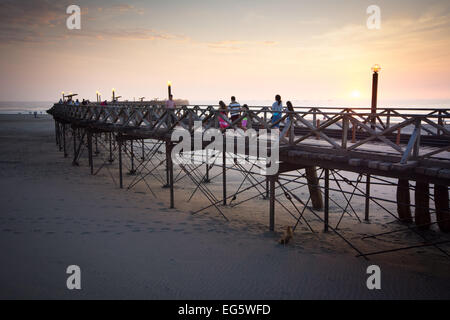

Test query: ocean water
[0,101,54,114]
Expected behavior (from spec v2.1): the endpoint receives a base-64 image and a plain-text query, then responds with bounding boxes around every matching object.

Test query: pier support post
[415,181,431,230]
[94,134,99,155]
[305,166,323,210]
[435,184,450,233]
[396,179,412,223]
[56,122,59,148]
[204,148,210,183]
[108,133,113,163]
[87,130,93,175]
[163,141,170,188]
[72,127,79,166]
[324,168,329,232]
[365,174,371,221]
[269,175,276,231]
[141,139,145,161]
[129,140,136,175]
[166,140,174,208]
[63,124,67,157]
[222,147,227,206]
[118,136,123,189]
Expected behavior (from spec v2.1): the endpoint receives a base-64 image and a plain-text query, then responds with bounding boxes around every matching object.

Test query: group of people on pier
[58,93,296,130]
[165,94,295,130]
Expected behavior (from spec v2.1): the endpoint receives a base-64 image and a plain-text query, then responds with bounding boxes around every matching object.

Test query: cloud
[206,40,278,51]
[0,0,148,44]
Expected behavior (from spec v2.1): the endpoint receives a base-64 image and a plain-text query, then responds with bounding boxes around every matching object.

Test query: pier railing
[49,103,450,164]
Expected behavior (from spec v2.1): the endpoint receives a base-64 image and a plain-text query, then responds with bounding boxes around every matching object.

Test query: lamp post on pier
[96,91,99,103]
[371,64,381,130]
[62,91,65,101]
[112,88,116,102]
[167,81,172,98]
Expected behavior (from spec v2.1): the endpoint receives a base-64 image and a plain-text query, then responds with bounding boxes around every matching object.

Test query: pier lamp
[62,91,65,101]
[370,64,381,129]
[167,81,172,98]
[112,88,116,102]
[96,91,99,103]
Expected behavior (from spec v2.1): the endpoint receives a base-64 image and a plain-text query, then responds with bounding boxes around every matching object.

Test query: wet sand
[0,114,449,299]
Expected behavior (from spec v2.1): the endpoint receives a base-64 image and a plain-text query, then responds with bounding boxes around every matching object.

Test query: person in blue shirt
[271,94,282,128]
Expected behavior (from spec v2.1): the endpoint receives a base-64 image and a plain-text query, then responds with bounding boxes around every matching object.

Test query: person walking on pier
[241,104,249,131]
[165,94,177,128]
[229,96,241,125]
[165,94,176,110]
[271,94,283,128]
[284,101,294,137]
[218,101,230,129]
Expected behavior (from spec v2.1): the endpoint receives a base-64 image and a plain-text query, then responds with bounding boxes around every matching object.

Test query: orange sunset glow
[0,0,449,106]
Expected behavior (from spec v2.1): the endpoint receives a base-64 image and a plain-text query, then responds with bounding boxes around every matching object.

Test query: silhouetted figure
[218,101,229,129]
[241,104,249,131]
[271,94,282,128]
[285,101,295,137]
[229,96,241,125]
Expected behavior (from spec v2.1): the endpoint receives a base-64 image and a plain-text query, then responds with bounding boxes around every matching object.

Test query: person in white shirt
[165,94,176,128]
[229,96,241,125]
[165,94,176,110]
[271,94,282,128]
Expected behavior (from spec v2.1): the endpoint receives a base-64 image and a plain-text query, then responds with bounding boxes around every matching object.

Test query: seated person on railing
[101,100,107,106]
[218,101,230,129]
[271,94,283,128]
[75,99,80,106]
[58,98,63,104]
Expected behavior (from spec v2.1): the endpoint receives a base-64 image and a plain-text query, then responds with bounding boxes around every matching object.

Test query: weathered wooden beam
[324,168,329,232]
[435,184,450,233]
[305,166,323,210]
[415,181,430,230]
[397,179,412,223]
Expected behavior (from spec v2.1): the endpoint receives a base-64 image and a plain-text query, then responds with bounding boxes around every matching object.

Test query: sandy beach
[0,114,449,299]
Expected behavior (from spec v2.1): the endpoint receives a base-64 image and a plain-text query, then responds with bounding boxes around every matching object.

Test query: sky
[0,0,449,106]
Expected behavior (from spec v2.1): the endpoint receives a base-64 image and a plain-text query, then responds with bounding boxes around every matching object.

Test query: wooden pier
[48,102,450,258]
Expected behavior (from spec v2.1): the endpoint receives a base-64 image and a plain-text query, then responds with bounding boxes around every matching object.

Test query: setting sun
[351,90,361,99]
